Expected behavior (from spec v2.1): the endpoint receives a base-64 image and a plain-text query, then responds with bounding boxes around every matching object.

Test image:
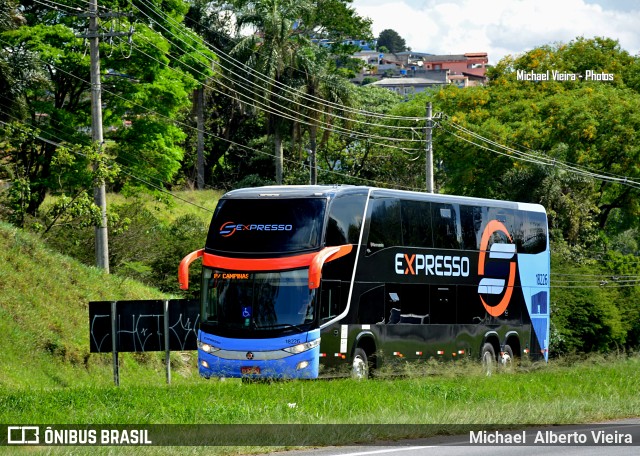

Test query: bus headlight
[283,338,320,355]
[198,341,221,354]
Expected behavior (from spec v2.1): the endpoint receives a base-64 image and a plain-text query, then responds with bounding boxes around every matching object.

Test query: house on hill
[369,74,448,96]
[353,50,489,92]
[421,53,488,80]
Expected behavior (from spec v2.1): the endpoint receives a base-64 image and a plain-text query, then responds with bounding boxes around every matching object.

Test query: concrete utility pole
[195,87,205,190]
[88,0,109,273]
[425,101,434,193]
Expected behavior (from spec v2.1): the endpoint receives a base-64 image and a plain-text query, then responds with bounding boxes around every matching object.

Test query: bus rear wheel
[481,343,496,376]
[500,344,514,370]
[351,348,370,380]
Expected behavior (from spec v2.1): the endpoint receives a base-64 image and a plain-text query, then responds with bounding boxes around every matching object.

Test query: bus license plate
[241,366,260,375]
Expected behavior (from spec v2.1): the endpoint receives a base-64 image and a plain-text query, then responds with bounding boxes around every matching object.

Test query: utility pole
[88,0,109,273]
[425,101,434,193]
[81,1,132,272]
[309,126,317,185]
[195,87,205,190]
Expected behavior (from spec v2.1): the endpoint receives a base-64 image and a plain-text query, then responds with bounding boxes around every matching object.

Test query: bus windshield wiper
[258,323,306,333]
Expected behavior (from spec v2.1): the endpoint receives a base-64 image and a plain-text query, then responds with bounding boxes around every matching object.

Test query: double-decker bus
[179,185,550,379]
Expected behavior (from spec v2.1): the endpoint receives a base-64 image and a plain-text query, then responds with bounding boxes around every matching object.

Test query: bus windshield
[201,268,316,334]
[205,198,326,255]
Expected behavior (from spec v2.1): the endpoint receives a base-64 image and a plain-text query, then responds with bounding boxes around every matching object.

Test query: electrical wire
[0,42,424,193]
[441,116,640,186]
[126,3,427,147]
[130,0,426,122]
[25,0,432,154]
[129,36,425,153]
[438,118,640,190]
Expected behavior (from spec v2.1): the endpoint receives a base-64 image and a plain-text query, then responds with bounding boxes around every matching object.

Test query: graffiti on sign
[89,299,199,353]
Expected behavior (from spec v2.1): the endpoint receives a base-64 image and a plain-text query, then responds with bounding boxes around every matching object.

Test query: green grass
[40,189,222,225]
[0,190,222,389]
[2,355,639,425]
[0,354,639,456]
[0,221,171,389]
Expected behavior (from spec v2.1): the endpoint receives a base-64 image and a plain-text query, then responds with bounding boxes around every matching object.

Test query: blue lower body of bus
[197,329,321,379]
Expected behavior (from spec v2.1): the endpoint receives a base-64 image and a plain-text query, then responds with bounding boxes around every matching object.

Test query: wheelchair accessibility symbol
[242,307,252,318]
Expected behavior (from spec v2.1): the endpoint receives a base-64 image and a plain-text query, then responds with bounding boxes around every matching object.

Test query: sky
[351,0,640,64]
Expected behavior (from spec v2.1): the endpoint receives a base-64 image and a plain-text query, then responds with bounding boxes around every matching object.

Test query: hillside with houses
[345,39,488,93]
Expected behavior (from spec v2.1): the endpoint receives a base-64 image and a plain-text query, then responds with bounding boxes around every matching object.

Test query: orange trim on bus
[200,245,354,290]
[178,249,204,290]
[201,251,318,272]
[308,245,352,288]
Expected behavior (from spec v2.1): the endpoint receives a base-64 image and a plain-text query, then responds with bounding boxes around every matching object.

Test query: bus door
[430,285,470,358]
[380,284,430,361]
[318,280,342,368]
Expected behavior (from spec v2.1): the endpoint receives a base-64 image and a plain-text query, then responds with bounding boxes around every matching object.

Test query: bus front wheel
[481,343,496,376]
[351,348,370,380]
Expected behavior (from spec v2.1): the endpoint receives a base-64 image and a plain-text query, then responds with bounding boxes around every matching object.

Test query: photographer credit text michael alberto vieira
[469,429,633,445]
[517,69,615,82]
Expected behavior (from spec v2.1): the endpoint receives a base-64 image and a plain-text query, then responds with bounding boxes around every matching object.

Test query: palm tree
[231,0,314,184]
[294,45,354,184]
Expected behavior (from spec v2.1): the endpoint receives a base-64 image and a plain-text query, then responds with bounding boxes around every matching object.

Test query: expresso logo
[392,219,517,317]
[394,253,470,277]
[219,221,293,237]
[477,220,517,317]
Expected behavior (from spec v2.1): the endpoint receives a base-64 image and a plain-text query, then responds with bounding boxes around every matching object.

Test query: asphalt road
[257,420,640,456]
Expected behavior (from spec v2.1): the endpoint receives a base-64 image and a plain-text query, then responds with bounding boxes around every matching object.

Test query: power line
[0,38,423,192]
[438,117,640,190]
[129,36,425,153]
[126,3,427,145]
[130,0,425,122]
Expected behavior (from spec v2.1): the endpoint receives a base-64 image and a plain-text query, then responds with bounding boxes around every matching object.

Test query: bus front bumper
[198,347,320,379]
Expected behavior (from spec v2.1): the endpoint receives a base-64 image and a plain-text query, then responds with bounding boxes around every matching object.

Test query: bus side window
[395,285,429,324]
[388,292,401,324]
[357,285,385,324]
[487,208,514,245]
[432,203,461,249]
[522,211,548,254]
[460,205,483,250]
[430,285,456,324]
[401,200,432,248]
[325,193,368,246]
[202,269,218,323]
[366,198,401,255]
[320,281,342,321]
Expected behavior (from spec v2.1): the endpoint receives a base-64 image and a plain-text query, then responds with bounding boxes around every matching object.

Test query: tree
[377,29,406,54]
[225,0,372,184]
[0,0,29,121]
[0,0,215,219]
[229,0,313,184]
[426,37,640,248]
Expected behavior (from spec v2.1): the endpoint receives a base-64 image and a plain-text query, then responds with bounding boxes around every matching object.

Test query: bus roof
[220,185,546,214]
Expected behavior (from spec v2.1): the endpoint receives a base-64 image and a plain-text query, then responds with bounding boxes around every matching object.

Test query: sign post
[89,299,199,385]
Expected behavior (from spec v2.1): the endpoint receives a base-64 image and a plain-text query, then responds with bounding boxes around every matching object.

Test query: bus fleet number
[536,273,549,286]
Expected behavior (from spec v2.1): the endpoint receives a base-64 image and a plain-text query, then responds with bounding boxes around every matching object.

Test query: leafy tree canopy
[0,0,216,216]
[377,28,407,53]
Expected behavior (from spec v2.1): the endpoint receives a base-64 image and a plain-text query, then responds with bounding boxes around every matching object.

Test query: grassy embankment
[2,355,640,425]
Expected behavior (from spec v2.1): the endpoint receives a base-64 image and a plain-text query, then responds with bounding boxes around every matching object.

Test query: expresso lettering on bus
[395,253,470,277]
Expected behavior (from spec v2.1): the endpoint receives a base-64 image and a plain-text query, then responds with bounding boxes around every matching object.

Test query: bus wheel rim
[352,356,367,378]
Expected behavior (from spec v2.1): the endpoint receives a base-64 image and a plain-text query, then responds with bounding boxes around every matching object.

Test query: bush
[550,258,628,354]
[151,214,208,297]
